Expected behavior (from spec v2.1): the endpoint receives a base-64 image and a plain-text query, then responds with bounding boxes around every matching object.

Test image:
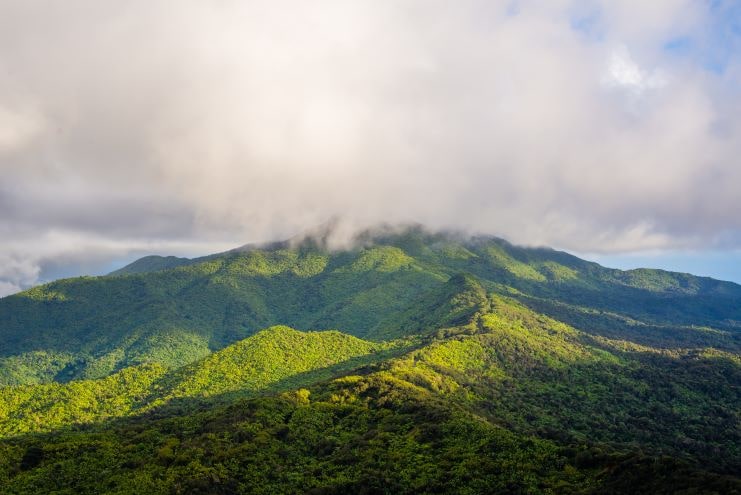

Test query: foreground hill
[1,227,739,386]
[0,326,409,437]
[0,298,738,493]
[0,226,739,493]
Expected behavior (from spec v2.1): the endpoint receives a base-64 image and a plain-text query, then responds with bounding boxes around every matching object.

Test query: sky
[0,0,740,295]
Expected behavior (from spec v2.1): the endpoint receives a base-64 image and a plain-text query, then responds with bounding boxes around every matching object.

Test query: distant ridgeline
[0,226,739,493]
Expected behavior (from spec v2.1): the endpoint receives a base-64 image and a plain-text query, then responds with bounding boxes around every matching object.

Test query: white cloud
[0,282,22,298]
[0,230,237,296]
[0,105,43,152]
[0,0,739,294]
[603,45,667,94]
[0,252,40,297]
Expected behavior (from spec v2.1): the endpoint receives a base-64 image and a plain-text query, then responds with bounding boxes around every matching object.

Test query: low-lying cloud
[0,0,739,295]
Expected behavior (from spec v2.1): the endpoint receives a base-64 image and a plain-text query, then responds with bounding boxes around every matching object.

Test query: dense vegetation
[0,327,411,437]
[2,227,738,386]
[0,226,739,493]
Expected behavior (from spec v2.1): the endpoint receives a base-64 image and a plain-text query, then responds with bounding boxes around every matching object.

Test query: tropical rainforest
[0,226,739,494]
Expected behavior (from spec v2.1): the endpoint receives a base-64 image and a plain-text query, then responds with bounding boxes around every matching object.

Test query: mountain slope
[109,255,191,275]
[164,325,399,399]
[0,224,739,493]
[1,227,738,387]
[0,297,738,493]
[0,327,408,437]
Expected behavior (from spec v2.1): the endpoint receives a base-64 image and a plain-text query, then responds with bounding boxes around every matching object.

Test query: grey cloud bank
[0,0,739,295]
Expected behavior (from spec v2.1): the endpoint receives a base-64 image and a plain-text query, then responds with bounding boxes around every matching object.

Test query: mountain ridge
[1,296,738,493]
[111,227,741,291]
[0,226,739,493]
[1,227,739,387]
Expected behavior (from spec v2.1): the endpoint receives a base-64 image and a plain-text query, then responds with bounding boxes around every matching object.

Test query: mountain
[0,326,411,438]
[108,255,192,276]
[0,226,739,493]
[1,227,738,386]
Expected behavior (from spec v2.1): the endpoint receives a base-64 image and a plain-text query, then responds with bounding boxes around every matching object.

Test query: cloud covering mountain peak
[0,0,739,294]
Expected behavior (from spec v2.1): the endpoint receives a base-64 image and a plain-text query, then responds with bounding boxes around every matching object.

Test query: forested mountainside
[0,227,739,493]
[1,227,738,386]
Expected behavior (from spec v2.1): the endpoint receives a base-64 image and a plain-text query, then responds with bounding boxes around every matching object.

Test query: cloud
[0,105,44,152]
[0,0,739,293]
[0,252,40,297]
[603,45,667,94]
[0,230,236,297]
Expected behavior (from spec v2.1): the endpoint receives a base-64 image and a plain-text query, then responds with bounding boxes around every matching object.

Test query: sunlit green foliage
[0,227,739,493]
[2,227,739,385]
[167,326,386,398]
[0,363,167,437]
[0,351,78,386]
[220,249,329,278]
[537,261,580,281]
[1,316,739,493]
[0,375,601,494]
[0,327,410,438]
[336,246,417,273]
[484,244,548,281]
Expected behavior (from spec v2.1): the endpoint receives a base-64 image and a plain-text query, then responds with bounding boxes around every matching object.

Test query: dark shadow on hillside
[516,280,741,332]
[508,292,741,351]
[1,327,739,494]
[148,344,414,414]
[0,341,419,443]
[431,345,741,475]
